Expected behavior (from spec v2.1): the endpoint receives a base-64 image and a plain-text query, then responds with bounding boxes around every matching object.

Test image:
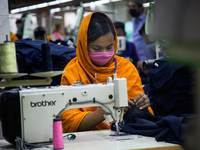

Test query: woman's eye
[93,48,100,51]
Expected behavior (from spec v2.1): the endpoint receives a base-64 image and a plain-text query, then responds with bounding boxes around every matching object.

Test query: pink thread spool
[53,118,64,150]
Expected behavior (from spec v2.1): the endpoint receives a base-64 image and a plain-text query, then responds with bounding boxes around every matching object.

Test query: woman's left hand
[134,93,150,109]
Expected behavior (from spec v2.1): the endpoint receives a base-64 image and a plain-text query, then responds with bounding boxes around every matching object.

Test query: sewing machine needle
[115,121,120,136]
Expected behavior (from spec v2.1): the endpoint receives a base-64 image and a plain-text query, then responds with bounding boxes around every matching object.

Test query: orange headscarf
[60,12,153,133]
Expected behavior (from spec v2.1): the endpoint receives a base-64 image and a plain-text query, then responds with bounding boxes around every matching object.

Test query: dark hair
[87,13,116,44]
[21,13,28,19]
[34,26,46,38]
[16,19,22,24]
[137,3,142,7]
[113,21,125,32]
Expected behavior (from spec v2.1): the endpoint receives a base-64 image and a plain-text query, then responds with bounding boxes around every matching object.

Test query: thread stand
[0,71,65,87]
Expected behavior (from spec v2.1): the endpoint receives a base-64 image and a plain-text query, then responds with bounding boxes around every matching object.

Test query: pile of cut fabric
[15,38,76,86]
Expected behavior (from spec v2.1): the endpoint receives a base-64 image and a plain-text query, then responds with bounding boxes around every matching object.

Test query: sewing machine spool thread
[53,118,64,150]
[0,39,18,73]
[41,40,53,72]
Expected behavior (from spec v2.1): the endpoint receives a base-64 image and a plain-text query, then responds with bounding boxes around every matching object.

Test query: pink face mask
[88,50,115,66]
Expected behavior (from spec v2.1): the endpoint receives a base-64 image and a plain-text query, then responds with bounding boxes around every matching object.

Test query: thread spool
[53,118,64,150]
[41,36,53,72]
[0,35,18,73]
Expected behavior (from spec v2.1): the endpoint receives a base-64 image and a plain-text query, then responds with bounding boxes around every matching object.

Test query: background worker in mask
[113,21,145,74]
[128,0,147,61]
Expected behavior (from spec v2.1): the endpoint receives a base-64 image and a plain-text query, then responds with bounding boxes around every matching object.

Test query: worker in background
[113,21,146,75]
[139,23,156,59]
[60,12,154,133]
[16,13,27,40]
[34,26,46,40]
[128,0,147,61]
[34,26,51,41]
[15,19,22,29]
[51,23,64,41]
[139,23,167,60]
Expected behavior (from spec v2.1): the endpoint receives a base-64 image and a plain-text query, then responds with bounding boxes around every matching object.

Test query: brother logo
[30,100,56,107]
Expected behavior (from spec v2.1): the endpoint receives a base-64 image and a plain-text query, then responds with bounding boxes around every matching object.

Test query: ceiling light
[37,3,48,8]
[10,9,20,14]
[48,1,60,6]
[28,5,37,10]
[59,0,73,3]
[19,7,28,12]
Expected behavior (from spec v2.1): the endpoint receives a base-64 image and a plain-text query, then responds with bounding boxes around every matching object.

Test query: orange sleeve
[116,59,144,100]
[60,106,110,133]
[46,35,51,41]
[116,58,154,116]
[60,108,90,133]
[10,31,18,42]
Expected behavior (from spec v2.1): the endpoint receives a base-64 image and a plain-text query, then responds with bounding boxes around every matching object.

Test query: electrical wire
[15,137,50,150]
[15,137,27,150]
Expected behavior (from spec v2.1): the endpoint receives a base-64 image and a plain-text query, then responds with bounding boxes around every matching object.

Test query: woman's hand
[134,93,150,109]
[124,100,134,114]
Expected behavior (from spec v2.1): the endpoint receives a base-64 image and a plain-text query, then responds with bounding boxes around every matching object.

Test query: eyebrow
[91,43,114,48]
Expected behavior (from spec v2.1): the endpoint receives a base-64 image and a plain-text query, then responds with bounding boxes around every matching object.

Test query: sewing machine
[0,75,128,144]
[116,36,126,55]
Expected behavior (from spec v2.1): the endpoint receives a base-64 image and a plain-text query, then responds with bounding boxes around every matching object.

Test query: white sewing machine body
[116,36,126,55]
[0,77,127,144]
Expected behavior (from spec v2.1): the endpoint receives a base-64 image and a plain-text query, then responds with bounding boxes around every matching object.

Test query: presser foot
[109,121,128,136]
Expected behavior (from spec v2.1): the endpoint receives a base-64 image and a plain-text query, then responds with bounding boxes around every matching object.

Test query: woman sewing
[60,12,154,133]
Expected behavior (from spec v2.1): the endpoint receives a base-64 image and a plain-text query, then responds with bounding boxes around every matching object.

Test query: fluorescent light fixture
[48,1,60,6]
[19,7,28,12]
[82,2,90,7]
[143,2,154,7]
[28,5,37,10]
[37,2,48,8]
[82,0,122,8]
[65,6,71,10]
[59,0,73,3]
[111,0,122,2]
[50,7,61,13]
[10,9,20,14]
[94,0,110,6]
[90,2,95,9]
[10,0,123,14]
[53,16,63,19]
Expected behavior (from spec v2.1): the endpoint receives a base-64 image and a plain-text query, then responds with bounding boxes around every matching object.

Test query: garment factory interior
[0,0,200,150]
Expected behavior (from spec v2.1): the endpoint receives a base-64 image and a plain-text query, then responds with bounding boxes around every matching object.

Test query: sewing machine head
[0,76,128,144]
[116,36,126,55]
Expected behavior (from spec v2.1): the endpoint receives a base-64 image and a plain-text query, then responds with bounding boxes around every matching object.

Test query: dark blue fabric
[111,105,195,145]
[143,58,194,117]
[15,38,76,86]
[111,58,195,145]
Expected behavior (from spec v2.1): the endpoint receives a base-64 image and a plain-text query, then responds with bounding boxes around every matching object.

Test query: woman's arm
[77,107,106,131]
